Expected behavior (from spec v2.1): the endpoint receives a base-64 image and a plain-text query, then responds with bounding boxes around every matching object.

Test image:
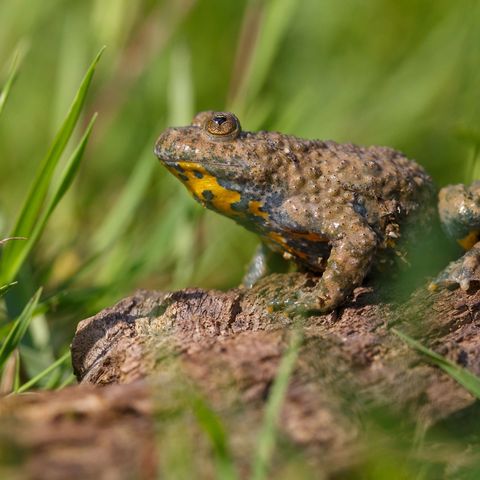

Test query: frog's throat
[165,161,269,221]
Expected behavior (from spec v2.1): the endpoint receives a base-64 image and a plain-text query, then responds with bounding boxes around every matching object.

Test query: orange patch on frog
[247,200,269,219]
[287,230,328,243]
[265,231,308,260]
[386,238,396,248]
[457,230,480,250]
[265,229,330,262]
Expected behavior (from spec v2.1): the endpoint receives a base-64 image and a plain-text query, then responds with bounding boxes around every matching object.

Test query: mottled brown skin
[154,111,479,313]
[432,181,480,290]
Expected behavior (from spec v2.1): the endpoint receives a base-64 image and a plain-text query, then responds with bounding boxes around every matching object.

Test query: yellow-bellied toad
[154,111,480,313]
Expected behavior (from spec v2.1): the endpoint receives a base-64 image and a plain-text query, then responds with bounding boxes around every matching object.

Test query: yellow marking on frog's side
[457,230,480,250]
[267,231,288,246]
[174,161,241,215]
[248,200,269,219]
[265,229,330,262]
[170,162,272,221]
[266,231,309,260]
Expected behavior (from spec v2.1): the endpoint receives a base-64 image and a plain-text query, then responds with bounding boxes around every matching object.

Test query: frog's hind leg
[431,181,480,291]
[276,221,377,315]
[242,243,289,288]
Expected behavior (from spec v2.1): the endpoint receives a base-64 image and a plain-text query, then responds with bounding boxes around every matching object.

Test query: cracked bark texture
[1,272,480,479]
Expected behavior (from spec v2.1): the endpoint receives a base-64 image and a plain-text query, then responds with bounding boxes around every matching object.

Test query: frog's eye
[205,112,241,141]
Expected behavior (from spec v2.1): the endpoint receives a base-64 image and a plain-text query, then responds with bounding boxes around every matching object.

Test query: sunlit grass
[0,48,103,286]
[0,47,22,117]
[0,289,41,373]
[0,46,102,393]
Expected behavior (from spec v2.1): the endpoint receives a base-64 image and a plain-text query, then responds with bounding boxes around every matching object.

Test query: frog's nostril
[154,130,174,158]
[154,135,168,158]
[154,141,162,158]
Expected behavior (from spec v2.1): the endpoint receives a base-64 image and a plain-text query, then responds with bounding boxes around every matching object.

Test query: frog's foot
[269,288,338,317]
[430,243,480,292]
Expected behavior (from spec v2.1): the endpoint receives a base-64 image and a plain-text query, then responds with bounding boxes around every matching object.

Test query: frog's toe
[268,292,331,317]
[430,245,480,292]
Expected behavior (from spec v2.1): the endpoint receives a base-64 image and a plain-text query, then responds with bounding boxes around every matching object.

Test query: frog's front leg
[293,226,377,314]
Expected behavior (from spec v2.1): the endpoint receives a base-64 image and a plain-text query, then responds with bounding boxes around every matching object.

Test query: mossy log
[1,273,480,479]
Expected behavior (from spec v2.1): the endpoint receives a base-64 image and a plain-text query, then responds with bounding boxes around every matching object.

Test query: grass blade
[92,143,155,252]
[55,372,76,390]
[0,47,23,116]
[1,114,97,284]
[0,47,104,284]
[0,281,17,299]
[0,289,42,371]
[15,350,71,394]
[0,237,27,246]
[251,329,303,480]
[392,328,480,399]
[191,395,238,480]
[13,349,21,392]
[46,113,98,213]
[230,0,297,115]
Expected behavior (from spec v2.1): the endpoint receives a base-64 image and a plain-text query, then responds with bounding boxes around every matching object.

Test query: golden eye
[205,112,241,140]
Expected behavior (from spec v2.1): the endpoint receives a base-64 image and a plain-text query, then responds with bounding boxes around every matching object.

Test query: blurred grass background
[0,0,479,476]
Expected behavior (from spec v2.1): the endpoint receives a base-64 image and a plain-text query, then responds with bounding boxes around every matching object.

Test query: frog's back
[301,140,434,221]
[304,140,430,196]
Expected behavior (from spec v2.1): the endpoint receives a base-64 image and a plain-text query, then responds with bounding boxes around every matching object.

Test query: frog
[154,111,480,314]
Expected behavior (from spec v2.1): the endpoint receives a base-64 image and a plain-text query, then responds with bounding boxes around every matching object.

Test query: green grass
[0,289,41,373]
[191,394,238,480]
[392,328,480,400]
[0,0,479,478]
[251,328,303,480]
[0,47,22,117]
[15,350,71,394]
[0,45,101,394]
[0,48,102,286]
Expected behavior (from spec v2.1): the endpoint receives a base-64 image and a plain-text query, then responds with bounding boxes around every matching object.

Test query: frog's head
[154,111,304,224]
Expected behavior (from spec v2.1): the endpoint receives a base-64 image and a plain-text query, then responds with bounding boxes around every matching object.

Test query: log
[1,272,480,478]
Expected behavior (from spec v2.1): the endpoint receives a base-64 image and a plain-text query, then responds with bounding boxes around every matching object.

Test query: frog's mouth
[161,159,243,170]
[154,130,246,171]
